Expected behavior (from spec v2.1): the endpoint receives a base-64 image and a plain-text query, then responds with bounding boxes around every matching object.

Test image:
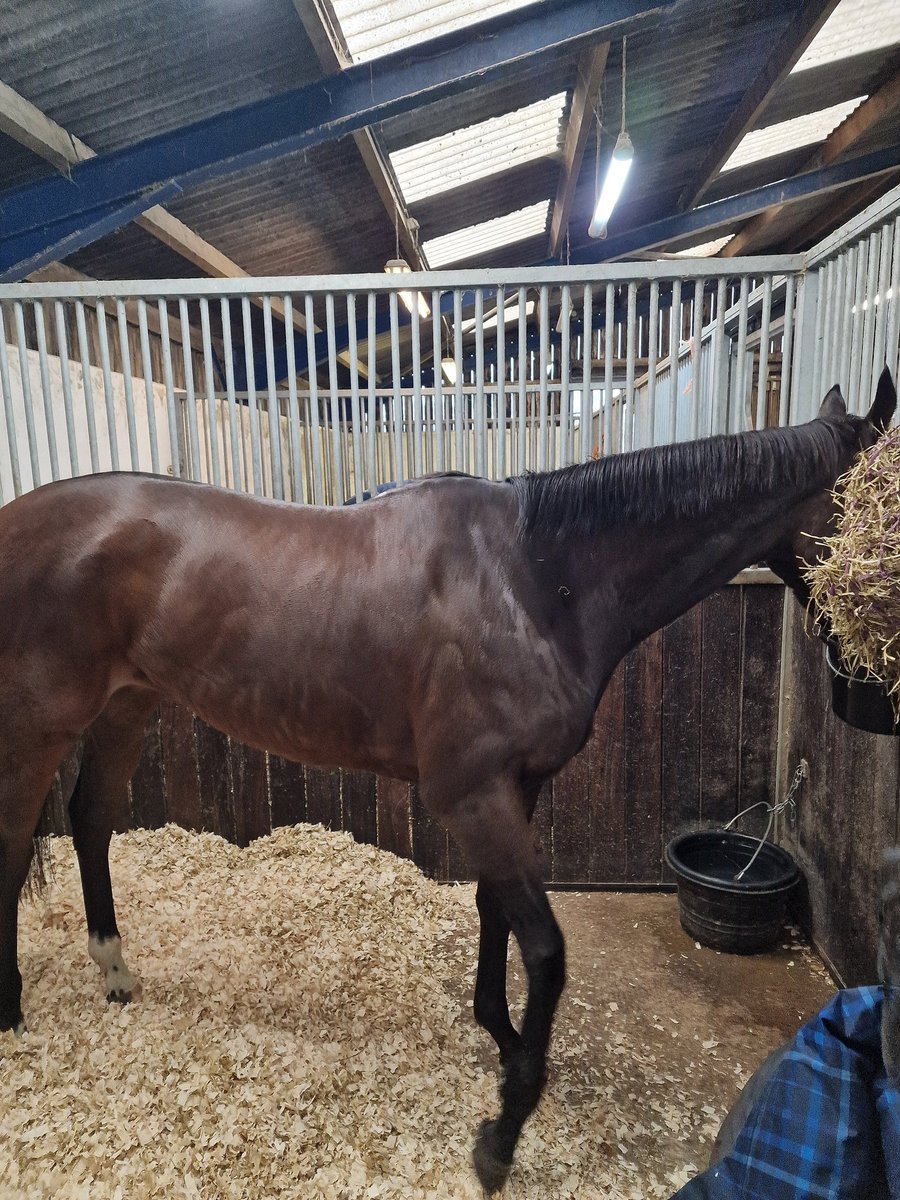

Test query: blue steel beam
[0,184,184,283]
[571,146,900,263]
[0,0,674,277]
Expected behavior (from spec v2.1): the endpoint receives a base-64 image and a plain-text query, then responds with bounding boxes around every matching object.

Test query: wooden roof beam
[723,68,900,256]
[290,0,426,269]
[677,0,840,213]
[0,79,367,376]
[548,41,610,258]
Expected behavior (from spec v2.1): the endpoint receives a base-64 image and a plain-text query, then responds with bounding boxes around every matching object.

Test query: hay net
[805,423,900,716]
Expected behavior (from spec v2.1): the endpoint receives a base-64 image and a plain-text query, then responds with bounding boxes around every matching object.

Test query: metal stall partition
[0,258,805,509]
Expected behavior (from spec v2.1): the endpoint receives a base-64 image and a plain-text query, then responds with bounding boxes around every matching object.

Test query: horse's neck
[568,489,808,657]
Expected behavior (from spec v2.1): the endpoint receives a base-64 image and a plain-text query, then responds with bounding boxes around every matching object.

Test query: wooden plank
[129,708,167,830]
[193,720,234,840]
[158,702,202,832]
[410,784,449,881]
[738,586,783,834]
[268,754,307,829]
[342,769,378,848]
[552,727,594,883]
[661,605,703,880]
[305,766,342,832]
[588,659,626,881]
[376,776,412,861]
[624,630,664,882]
[699,589,742,827]
[548,42,610,257]
[724,69,900,256]
[677,0,840,211]
[230,741,270,847]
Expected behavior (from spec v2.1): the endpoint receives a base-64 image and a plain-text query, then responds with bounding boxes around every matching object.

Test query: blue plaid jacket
[672,988,900,1199]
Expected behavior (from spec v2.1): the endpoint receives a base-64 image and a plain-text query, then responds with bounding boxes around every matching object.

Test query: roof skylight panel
[721,97,867,171]
[389,94,567,204]
[791,0,900,72]
[330,0,536,63]
[423,202,551,267]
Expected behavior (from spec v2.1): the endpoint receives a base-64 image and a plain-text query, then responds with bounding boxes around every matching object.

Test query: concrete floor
[454,890,836,1190]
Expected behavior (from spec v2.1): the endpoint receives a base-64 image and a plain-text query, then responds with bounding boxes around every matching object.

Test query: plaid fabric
[672,987,900,1199]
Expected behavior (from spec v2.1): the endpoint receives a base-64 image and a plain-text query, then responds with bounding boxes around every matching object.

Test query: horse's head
[765,366,896,604]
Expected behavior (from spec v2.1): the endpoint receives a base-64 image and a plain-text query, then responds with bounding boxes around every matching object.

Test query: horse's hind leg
[0,740,76,1032]
[70,687,159,1006]
[432,776,565,1194]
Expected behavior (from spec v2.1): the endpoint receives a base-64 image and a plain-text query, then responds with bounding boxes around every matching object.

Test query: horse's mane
[511,419,848,540]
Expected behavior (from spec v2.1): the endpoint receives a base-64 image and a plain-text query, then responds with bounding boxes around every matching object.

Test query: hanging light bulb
[384,211,430,318]
[440,357,458,385]
[588,37,633,240]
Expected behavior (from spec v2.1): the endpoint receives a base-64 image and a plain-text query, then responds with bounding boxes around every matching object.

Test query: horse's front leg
[437,776,565,1194]
[474,880,521,1065]
[473,784,541,1067]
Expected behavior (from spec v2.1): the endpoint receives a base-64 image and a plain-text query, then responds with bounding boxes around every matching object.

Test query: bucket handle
[722,760,808,881]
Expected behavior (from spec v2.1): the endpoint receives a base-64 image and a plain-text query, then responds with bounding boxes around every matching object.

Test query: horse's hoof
[107,978,142,1006]
[473,1120,512,1194]
[1,1017,25,1037]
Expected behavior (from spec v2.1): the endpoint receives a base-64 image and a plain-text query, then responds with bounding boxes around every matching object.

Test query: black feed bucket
[665,831,800,954]
[825,637,899,736]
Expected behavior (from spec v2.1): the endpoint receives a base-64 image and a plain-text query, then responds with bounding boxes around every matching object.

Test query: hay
[2,826,725,1200]
[806,425,900,714]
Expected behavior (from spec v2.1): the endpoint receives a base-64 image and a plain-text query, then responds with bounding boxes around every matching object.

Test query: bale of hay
[806,424,900,716]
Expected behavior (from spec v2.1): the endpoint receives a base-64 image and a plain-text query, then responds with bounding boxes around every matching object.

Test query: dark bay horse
[0,369,895,1191]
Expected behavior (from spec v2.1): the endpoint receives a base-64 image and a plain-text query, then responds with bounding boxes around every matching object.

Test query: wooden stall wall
[777,601,900,986]
[43,582,787,888]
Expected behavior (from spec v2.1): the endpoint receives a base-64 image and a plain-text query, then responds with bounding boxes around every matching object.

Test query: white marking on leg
[88,934,141,1002]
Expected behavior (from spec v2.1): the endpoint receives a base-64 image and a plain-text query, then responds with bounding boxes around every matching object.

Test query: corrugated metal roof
[389,93,567,204]
[330,0,536,63]
[792,0,900,72]
[0,0,320,154]
[423,201,550,267]
[722,97,868,172]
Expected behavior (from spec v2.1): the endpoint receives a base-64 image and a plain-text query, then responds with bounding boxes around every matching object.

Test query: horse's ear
[866,366,897,433]
[818,384,846,420]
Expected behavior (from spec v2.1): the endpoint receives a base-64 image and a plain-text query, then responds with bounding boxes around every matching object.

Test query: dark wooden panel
[552,728,593,883]
[129,709,167,830]
[230,742,270,847]
[158,703,202,831]
[268,754,307,829]
[699,589,742,826]
[194,720,233,840]
[624,630,664,883]
[376,776,412,860]
[778,601,900,984]
[343,769,378,847]
[411,784,449,881]
[661,606,702,879]
[588,660,626,882]
[738,586,784,836]
[304,767,342,832]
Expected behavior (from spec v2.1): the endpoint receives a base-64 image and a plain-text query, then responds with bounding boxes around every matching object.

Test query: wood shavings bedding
[2,825,715,1199]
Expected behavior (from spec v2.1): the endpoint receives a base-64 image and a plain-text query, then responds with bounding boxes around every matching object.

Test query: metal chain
[724,759,808,881]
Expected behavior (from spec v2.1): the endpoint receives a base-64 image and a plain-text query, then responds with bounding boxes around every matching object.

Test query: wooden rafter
[677,0,840,212]
[0,79,366,376]
[548,41,610,258]
[290,0,427,270]
[723,70,900,256]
